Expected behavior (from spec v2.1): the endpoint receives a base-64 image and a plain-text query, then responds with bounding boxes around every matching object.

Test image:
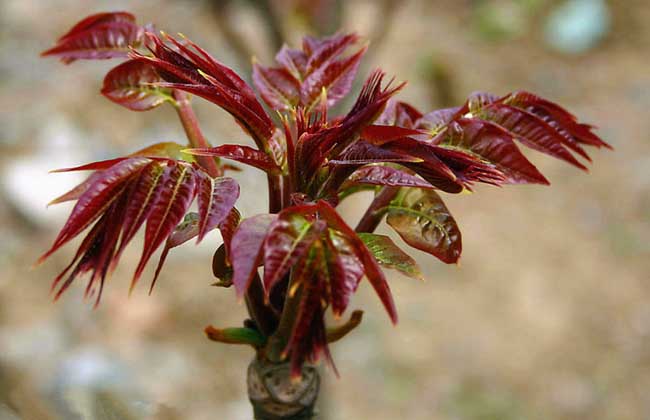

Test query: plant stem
[266,274,302,362]
[355,187,398,233]
[268,175,284,213]
[172,90,221,178]
[173,90,279,340]
[246,273,278,337]
[248,357,319,420]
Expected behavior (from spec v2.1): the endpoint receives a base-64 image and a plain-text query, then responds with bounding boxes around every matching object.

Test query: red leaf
[325,231,364,316]
[219,208,241,257]
[132,162,197,290]
[286,262,332,379]
[112,162,165,266]
[295,71,404,187]
[51,144,187,174]
[43,156,240,301]
[42,19,143,64]
[102,59,173,111]
[82,195,128,304]
[361,125,424,145]
[230,214,277,297]
[56,12,136,41]
[377,100,423,127]
[383,137,463,193]
[300,46,367,109]
[167,212,202,249]
[48,173,99,206]
[150,212,200,293]
[275,45,307,79]
[344,165,435,189]
[252,62,300,110]
[50,214,105,299]
[328,141,422,165]
[52,197,126,307]
[304,33,360,75]
[186,145,281,174]
[480,103,588,170]
[162,34,265,113]
[386,188,462,264]
[195,173,240,242]
[415,107,463,133]
[429,146,507,188]
[134,33,276,148]
[505,91,610,150]
[38,157,151,264]
[51,157,130,173]
[467,91,499,112]
[438,118,549,185]
[263,215,327,294]
[316,201,398,323]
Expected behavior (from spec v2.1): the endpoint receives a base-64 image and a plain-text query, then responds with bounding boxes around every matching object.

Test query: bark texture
[247,357,320,420]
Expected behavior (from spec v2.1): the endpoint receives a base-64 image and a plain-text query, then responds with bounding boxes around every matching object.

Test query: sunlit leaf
[150,212,199,291]
[38,157,151,263]
[358,233,422,280]
[57,11,136,41]
[344,165,434,189]
[252,62,300,110]
[328,141,422,166]
[132,162,197,290]
[102,59,173,111]
[42,12,144,64]
[303,33,360,75]
[113,161,165,265]
[361,124,424,145]
[300,46,367,109]
[325,230,364,316]
[133,33,276,149]
[186,145,281,174]
[377,100,423,127]
[437,118,548,185]
[386,188,462,264]
[129,142,193,161]
[504,90,611,151]
[195,173,239,242]
[263,213,326,294]
[316,201,398,323]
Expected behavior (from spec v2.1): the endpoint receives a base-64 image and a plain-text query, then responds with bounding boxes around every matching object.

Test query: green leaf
[386,188,462,264]
[358,233,422,280]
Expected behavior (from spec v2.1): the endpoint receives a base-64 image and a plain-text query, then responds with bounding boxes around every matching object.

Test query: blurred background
[1,0,649,419]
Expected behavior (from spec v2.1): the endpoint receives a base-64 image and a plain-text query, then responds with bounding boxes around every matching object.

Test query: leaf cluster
[40,11,609,377]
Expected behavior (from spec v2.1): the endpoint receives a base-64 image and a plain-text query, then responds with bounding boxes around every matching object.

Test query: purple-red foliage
[41,11,609,377]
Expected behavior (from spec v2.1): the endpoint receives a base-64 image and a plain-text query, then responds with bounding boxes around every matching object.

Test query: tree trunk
[247,357,320,420]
